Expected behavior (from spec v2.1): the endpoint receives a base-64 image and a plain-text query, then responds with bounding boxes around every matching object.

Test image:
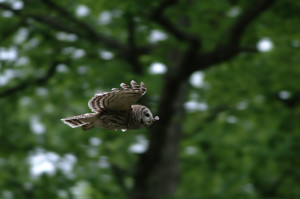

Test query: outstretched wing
[88,80,146,112]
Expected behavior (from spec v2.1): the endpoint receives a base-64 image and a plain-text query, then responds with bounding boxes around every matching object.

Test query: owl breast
[95,110,130,130]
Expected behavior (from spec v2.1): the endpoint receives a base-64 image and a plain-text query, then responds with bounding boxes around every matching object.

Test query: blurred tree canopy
[1,0,300,198]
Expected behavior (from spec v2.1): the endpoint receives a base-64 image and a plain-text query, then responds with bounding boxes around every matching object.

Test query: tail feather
[61,117,87,128]
[61,113,98,129]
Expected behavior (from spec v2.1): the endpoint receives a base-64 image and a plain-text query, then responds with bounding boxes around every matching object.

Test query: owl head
[132,105,159,128]
[141,107,159,126]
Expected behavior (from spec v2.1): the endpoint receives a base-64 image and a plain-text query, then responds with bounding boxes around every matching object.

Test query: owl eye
[144,113,150,117]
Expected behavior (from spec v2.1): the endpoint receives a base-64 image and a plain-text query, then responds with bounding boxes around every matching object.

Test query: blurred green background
[1,0,300,199]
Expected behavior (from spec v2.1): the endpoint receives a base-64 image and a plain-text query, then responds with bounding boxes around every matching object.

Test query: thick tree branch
[228,0,276,45]
[151,0,201,45]
[184,0,277,78]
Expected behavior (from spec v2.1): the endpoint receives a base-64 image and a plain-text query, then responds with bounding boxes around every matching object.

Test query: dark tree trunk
[132,77,188,199]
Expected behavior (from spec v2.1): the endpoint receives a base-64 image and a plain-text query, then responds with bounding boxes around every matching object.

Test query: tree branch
[151,0,201,45]
[0,2,126,52]
[40,0,156,70]
[1,1,155,75]
[40,0,126,51]
[228,0,276,45]
[184,0,277,78]
[125,14,143,74]
[0,3,18,13]
[41,0,155,59]
[0,20,25,44]
[30,14,83,35]
[0,61,60,97]
[0,3,80,35]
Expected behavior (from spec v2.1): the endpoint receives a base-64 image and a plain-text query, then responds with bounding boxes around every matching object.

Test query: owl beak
[153,116,159,122]
[148,116,159,126]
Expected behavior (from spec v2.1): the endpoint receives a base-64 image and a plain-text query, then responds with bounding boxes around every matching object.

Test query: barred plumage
[61,80,159,131]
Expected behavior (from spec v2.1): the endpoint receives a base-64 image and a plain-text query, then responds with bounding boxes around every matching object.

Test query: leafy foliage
[1,0,300,198]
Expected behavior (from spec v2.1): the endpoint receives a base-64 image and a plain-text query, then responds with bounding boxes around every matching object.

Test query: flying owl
[61,80,159,131]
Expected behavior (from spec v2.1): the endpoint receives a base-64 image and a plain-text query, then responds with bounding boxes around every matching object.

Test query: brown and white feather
[61,80,158,131]
[61,113,99,128]
[88,80,146,112]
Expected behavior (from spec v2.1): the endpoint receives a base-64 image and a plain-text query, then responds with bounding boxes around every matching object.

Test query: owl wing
[88,80,146,112]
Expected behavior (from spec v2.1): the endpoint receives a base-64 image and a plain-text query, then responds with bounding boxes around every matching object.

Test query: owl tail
[61,113,98,130]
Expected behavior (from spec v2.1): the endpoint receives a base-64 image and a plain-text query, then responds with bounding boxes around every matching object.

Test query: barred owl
[61,80,159,131]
